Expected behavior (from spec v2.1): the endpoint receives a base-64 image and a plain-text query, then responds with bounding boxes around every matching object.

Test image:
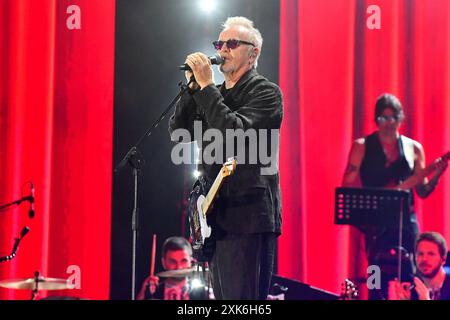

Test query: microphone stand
[0,196,33,213]
[114,78,195,300]
[0,226,30,262]
[32,271,40,300]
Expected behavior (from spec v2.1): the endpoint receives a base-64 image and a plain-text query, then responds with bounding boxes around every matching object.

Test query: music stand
[335,187,411,283]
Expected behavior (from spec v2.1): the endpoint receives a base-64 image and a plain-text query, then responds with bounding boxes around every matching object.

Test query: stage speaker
[270,274,339,300]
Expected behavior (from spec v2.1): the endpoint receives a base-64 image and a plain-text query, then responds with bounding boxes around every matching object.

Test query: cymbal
[0,277,75,290]
[156,268,209,278]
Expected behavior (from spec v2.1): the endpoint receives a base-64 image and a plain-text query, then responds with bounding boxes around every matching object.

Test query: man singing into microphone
[169,16,283,300]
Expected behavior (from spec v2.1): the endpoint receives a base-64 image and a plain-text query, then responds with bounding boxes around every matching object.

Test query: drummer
[137,236,197,300]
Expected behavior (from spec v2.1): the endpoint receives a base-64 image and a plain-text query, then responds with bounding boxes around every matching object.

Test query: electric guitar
[397,151,450,190]
[188,158,237,252]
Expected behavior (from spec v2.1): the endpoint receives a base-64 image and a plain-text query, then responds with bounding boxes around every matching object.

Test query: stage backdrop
[1,0,449,300]
[0,0,115,299]
[279,0,450,296]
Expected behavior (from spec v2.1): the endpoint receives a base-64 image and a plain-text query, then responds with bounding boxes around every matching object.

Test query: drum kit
[0,271,75,300]
[0,186,78,300]
[155,267,204,278]
[154,265,214,300]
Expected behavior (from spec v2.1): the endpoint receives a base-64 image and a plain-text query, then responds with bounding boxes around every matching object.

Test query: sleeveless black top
[359,132,419,259]
[360,132,413,187]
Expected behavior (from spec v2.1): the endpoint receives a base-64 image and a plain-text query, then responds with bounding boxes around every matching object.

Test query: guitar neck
[399,152,450,190]
[201,170,226,215]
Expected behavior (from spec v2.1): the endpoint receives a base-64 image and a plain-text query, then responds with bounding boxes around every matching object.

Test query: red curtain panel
[279,0,450,296]
[0,0,115,300]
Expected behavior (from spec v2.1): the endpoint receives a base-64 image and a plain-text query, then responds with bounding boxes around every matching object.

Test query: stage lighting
[199,0,216,14]
[193,170,201,179]
[190,278,203,289]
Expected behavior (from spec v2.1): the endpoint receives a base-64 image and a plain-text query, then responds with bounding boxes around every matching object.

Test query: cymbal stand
[31,271,40,300]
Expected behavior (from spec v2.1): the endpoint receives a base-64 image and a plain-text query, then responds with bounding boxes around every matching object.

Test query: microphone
[29,183,35,219]
[20,226,30,239]
[179,54,224,71]
[0,226,30,262]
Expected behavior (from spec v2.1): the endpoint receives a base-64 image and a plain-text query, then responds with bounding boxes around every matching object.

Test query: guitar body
[197,195,212,240]
[187,158,237,261]
[188,178,210,251]
[187,178,217,262]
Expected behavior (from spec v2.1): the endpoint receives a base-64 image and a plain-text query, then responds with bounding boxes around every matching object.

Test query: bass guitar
[188,157,237,253]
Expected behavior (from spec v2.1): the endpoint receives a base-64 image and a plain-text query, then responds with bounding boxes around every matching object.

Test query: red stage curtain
[0,0,115,300]
[279,0,450,296]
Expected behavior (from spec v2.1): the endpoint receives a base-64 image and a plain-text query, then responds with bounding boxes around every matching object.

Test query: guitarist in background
[169,17,283,300]
[342,93,448,299]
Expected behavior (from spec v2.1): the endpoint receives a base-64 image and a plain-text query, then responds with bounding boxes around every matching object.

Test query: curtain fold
[0,0,115,300]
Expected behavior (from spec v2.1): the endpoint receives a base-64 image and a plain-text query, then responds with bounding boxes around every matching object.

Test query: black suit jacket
[169,68,283,234]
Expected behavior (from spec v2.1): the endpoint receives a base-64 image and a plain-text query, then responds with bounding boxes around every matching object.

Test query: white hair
[222,16,263,68]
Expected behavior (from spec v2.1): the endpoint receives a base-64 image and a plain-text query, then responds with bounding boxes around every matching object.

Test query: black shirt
[169,69,283,234]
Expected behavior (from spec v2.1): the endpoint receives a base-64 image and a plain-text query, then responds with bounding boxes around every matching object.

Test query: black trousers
[210,232,276,300]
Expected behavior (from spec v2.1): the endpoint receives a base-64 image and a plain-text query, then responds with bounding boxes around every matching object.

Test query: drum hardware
[0,270,75,300]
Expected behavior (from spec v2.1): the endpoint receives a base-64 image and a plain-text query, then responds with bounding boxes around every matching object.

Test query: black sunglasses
[213,39,255,50]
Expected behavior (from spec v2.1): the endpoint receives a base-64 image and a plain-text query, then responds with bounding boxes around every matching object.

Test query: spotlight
[190,278,203,289]
[199,0,216,14]
[193,170,201,179]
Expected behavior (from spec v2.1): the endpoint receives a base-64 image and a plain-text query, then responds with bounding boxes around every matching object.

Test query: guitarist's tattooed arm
[342,139,365,187]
